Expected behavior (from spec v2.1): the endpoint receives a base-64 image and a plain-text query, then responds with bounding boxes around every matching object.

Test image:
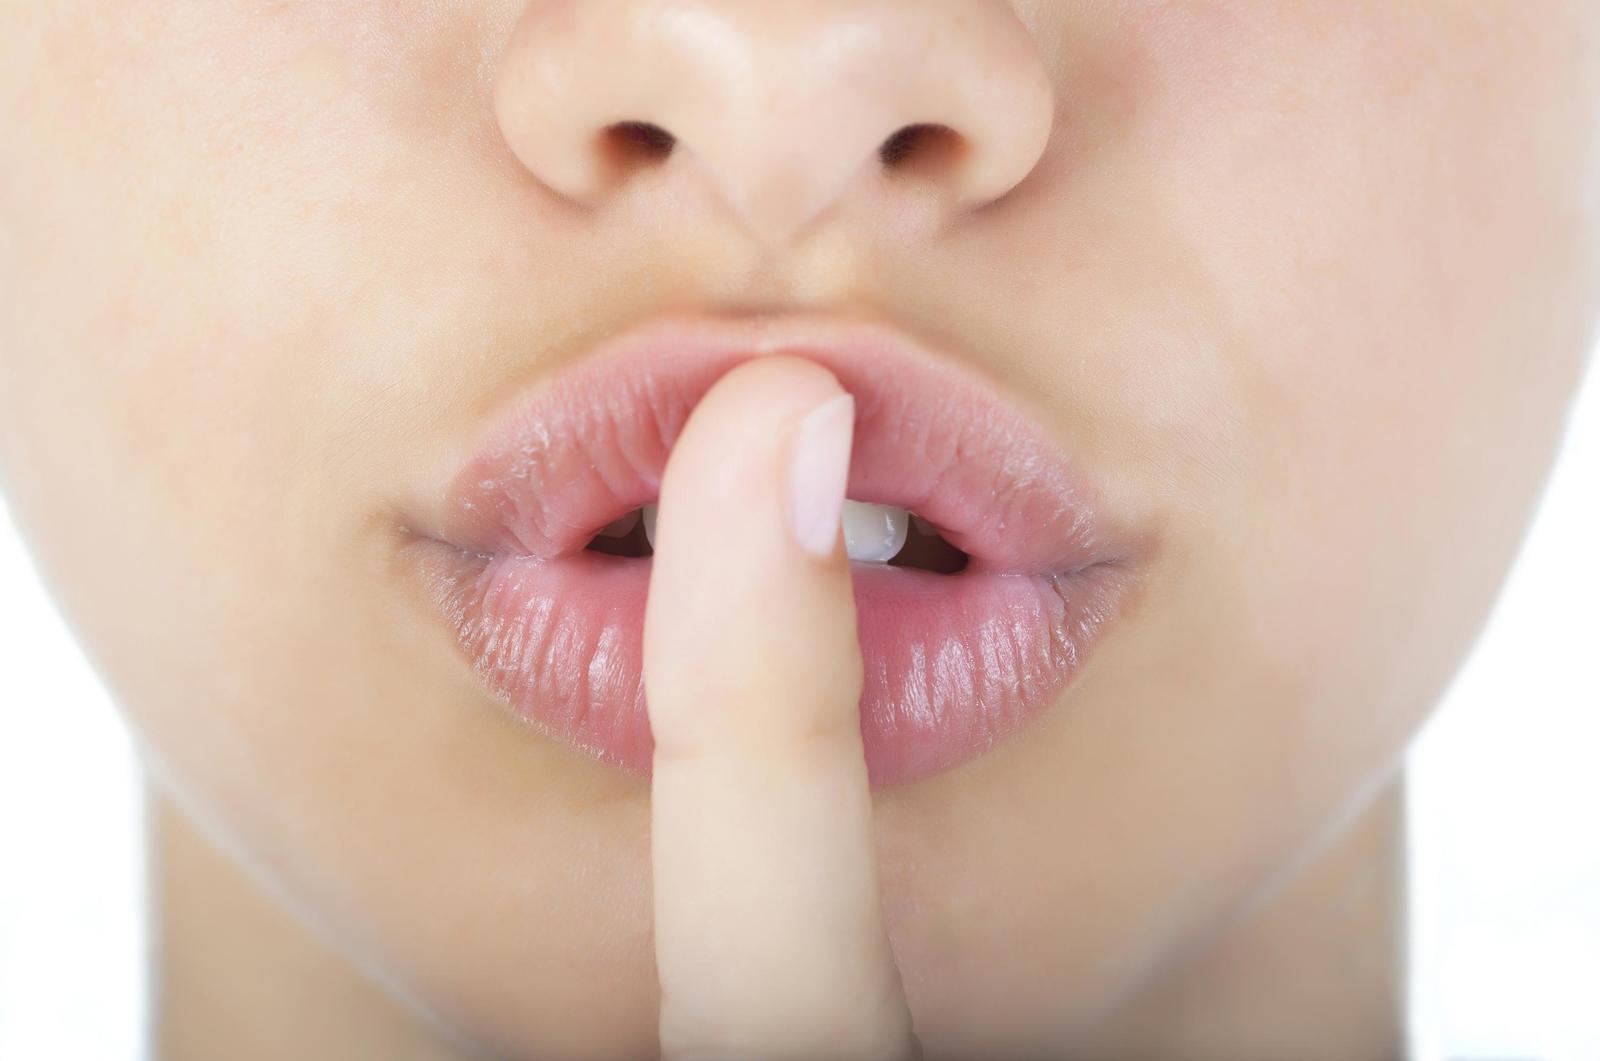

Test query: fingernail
[785,393,855,557]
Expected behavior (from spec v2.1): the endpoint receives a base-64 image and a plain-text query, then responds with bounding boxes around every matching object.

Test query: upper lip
[429,311,1139,574]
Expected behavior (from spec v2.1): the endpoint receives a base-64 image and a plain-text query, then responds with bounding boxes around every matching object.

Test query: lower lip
[409,542,1132,786]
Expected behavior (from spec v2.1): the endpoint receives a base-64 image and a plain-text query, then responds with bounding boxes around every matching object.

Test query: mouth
[404,314,1145,786]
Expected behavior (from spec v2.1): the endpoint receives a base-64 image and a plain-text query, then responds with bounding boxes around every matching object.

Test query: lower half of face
[1,1,1596,1055]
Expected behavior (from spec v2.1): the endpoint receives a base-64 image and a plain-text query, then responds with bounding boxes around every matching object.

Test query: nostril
[878,123,965,174]
[599,121,678,181]
[496,0,1054,217]
[607,121,677,157]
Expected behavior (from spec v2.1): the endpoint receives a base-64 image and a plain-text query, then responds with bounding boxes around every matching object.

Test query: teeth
[637,501,909,563]
[597,510,642,539]
[842,501,909,563]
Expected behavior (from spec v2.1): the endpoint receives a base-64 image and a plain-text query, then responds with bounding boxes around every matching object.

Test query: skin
[2,1,1597,1056]
[644,359,915,1057]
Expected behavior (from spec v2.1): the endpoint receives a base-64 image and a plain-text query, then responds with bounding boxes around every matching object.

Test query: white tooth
[597,510,641,539]
[842,501,909,563]
[642,505,658,549]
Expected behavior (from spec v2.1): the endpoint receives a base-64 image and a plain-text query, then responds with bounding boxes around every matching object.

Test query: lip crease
[406,314,1145,785]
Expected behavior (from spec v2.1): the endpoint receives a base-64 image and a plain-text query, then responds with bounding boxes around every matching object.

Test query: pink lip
[408,315,1143,785]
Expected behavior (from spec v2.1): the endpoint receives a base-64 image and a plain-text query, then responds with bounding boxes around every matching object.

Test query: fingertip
[786,391,856,558]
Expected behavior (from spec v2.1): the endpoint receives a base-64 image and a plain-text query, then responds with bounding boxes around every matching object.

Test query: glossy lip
[405,314,1146,785]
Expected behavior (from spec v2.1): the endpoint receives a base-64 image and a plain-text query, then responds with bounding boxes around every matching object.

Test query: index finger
[643,357,918,1059]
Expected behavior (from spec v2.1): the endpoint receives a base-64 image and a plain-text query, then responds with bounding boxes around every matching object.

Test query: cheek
[0,3,508,674]
[1147,0,1597,717]
[0,5,429,912]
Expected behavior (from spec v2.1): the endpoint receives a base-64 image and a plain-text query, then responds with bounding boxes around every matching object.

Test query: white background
[1,367,1597,1059]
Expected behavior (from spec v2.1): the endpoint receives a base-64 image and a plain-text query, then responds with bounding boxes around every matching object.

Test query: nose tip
[494,0,1055,243]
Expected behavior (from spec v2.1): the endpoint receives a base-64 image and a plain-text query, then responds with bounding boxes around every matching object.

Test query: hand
[643,356,919,1060]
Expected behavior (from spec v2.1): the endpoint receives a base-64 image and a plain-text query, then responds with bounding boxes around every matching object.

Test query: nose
[494,0,1055,243]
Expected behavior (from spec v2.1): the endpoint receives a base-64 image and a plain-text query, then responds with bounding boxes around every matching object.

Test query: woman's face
[2,1,1596,1054]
